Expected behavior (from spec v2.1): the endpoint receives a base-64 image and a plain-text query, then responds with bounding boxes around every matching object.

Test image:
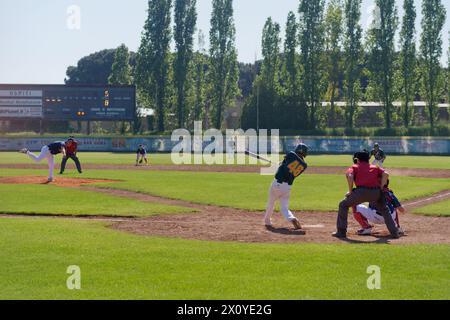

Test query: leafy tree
[108,44,133,134]
[192,30,208,123]
[174,0,197,128]
[259,18,282,128]
[260,18,281,93]
[447,32,450,103]
[209,0,240,129]
[324,0,343,128]
[398,0,417,127]
[366,0,398,129]
[136,0,173,132]
[420,0,446,128]
[299,0,325,129]
[66,49,128,84]
[283,11,300,97]
[108,44,132,85]
[343,0,362,129]
[241,18,281,130]
[238,61,261,98]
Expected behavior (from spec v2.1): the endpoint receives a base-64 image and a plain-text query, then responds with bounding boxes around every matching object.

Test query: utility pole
[254,52,260,135]
[256,82,260,134]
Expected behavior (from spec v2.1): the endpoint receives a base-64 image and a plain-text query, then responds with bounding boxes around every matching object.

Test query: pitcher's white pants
[264,180,296,225]
[27,146,54,180]
[372,159,384,168]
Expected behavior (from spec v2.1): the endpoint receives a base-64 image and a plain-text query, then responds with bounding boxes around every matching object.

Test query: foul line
[405,191,450,207]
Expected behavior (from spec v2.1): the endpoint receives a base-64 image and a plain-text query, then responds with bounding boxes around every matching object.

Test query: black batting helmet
[295,143,309,158]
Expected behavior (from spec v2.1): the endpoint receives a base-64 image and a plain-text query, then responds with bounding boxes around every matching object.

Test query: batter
[264,144,309,230]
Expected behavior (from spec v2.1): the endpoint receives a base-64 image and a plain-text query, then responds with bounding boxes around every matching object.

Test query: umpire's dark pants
[337,187,398,236]
[60,154,82,173]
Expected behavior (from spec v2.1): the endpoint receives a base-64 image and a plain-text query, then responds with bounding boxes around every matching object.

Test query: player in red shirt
[60,137,82,174]
[332,150,401,239]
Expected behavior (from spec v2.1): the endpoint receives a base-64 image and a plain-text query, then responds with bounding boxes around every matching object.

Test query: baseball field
[0,152,449,300]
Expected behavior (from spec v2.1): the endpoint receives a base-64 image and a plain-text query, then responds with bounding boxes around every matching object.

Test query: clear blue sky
[0,0,448,84]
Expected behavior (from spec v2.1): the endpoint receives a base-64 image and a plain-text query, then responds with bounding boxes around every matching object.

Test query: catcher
[353,179,405,236]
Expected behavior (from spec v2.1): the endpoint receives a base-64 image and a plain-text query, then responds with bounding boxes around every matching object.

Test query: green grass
[1,152,450,169]
[0,152,263,166]
[2,169,449,213]
[306,155,450,170]
[87,170,450,212]
[0,218,448,300]
[413,199,450,217]
[0,184,193,217]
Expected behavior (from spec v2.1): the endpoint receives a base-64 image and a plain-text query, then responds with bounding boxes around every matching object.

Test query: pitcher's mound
[0,176,115,187]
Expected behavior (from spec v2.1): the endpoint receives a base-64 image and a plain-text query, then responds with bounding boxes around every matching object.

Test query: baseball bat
[244,150,273,164]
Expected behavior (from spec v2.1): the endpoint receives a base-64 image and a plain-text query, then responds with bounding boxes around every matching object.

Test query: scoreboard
[0,84,136,121]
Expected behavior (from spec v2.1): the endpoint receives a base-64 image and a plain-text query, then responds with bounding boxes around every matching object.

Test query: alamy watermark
[171,122,280,175]
[365,4,381,30]
[366,265,381,290]
[66,265,81,290]
[67,5,81,30]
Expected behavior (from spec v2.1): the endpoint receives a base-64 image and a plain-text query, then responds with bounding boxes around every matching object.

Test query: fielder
[136,144,148,166]
[370,143,386,168]
[353,180,405,236]
[60,137,82,174]
[264,144,309,230]
[20,141,66,183]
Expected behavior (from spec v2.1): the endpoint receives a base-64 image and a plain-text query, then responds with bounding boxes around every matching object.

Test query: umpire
[60,137,82,174]
[332,150,400,239]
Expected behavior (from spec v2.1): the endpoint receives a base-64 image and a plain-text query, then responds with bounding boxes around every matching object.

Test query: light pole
[254,52,260,135]
[256,81,260,134]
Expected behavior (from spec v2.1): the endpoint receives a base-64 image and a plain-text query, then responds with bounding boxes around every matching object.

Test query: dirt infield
[99,188,450,245]
[0,176,116,187]
[0,175,449,245]
[2,163,450,178]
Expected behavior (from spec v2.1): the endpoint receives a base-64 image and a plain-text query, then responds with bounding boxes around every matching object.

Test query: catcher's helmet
[295,143,309,158]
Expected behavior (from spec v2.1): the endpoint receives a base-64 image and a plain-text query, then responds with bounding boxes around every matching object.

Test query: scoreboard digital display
[0,84,136,121]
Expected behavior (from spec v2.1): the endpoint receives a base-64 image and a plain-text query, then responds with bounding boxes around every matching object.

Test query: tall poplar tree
[108,44,132,85]
[366,0,398,129]
[420,0,446,128]
[342,0,362,128]
[136,0,172,132]
[324,0,343,128]
[299,0,325,129]
[193,30,207,123]
[109,44,133,134]
[283,11,300,98]
[398,0,417,127]
[209,0,240,129]
[174,0,197,128]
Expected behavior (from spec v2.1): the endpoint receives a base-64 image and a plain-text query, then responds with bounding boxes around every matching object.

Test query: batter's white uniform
[264,180,296,225]
[356,204,399,228]
[27,146,55,181]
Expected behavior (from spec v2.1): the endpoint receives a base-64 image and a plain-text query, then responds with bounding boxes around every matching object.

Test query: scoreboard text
[0,85,136,121]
